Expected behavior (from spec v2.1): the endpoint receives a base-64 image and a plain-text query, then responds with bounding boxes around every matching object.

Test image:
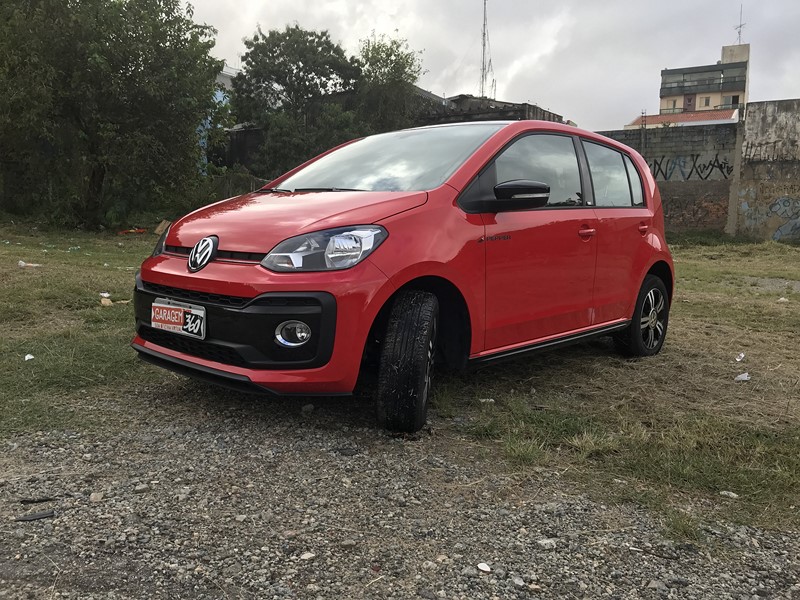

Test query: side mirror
[466,180,550,213]
[493,180,550,209]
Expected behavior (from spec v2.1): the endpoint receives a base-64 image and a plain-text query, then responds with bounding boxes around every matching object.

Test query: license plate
[150,298,206,340]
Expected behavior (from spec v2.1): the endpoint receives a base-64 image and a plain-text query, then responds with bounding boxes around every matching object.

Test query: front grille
[165,245,266,262]
[141,282,251,307]
[139,327,247,367]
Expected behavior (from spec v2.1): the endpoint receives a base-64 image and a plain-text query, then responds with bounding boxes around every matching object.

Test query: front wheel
[615,275,670,357]
[376,290,439,433]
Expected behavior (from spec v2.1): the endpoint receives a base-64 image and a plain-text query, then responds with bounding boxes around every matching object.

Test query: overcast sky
[189,0,800,131]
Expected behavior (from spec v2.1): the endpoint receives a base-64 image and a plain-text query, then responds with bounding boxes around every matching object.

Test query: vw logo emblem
[187,236,218,272]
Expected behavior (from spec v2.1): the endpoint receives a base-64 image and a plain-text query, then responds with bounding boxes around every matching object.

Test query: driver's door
[481,133,598,351]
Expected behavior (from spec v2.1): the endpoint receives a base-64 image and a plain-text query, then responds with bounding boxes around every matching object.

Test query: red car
[133,121,673,432]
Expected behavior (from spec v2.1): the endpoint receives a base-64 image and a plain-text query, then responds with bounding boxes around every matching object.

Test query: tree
[232,25,361,123]
[230,27,425,178]
[0,0,222,226]
[356,32,424,133]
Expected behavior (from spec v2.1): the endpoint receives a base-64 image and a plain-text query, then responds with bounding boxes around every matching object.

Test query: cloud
[189,0,800,131]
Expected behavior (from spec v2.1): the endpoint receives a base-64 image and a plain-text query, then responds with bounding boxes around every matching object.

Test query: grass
[2,223,799,534]
[0,223,171,433]
[431,233,800,532]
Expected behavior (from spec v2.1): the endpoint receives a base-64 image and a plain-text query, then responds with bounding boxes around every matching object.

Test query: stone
[89,492,104,503]
[537,538,557,550]
[300,552,315,560]
[133,484,149,494]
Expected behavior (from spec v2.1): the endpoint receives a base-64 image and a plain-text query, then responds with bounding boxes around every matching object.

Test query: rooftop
[626,108,738,129]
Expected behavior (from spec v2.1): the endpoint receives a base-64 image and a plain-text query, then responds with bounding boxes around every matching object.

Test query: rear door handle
[638,223,649,234]
[578,227,596,238]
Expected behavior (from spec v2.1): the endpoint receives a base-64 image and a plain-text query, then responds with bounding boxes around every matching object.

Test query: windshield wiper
[255,187,291,193]
[293,187,366,192]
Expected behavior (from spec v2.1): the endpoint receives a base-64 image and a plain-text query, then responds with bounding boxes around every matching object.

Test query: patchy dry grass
[2,224,799,533]
[433,233,800,531]
[0,224,170,433]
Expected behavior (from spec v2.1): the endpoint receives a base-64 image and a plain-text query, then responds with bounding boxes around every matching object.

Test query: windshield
[278,123,504,192]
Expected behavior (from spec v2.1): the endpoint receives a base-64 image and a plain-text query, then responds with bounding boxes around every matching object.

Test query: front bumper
[131,255,394,394]
[134,278,337,370]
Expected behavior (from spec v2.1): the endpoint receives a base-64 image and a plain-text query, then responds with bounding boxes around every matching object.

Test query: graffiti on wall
[741,196,800,241]
[648,154,734,181]
[770,196,800,241]
[742,140,800,163]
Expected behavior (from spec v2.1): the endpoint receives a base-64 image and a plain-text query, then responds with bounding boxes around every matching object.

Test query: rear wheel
[376,290,439,433]
[615,274,669,357]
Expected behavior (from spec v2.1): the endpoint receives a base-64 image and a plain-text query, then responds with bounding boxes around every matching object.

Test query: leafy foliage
[0,0,223,226]
[232,25,361,123]
[356,32,425,133]
[231,27,424,179]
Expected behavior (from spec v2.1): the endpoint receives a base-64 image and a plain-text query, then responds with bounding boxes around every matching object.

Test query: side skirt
[469,322,630,366]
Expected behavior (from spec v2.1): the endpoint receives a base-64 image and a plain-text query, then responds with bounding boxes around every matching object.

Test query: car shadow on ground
[134,337,624,434]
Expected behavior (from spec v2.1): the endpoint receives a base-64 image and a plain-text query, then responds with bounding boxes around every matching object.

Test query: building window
[670,100,676,109]
[703,97,710,107]
[723,95,741,108]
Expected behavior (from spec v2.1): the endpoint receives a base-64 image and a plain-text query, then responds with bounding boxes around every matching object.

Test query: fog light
[275,320,312,347]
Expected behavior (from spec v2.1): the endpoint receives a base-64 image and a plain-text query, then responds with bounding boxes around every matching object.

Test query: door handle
[638,223,649,235]
[578,227,596,238]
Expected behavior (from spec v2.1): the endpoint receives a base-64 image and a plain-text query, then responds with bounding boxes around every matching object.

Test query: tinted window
[623,154,645,207]
[494,134,583,206]
[279,123,504,192]
[583,142,633,207]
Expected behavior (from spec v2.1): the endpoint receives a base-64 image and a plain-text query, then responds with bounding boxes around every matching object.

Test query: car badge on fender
[187,236,219,272]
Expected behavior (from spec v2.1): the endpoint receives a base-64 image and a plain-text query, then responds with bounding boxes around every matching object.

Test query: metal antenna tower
[735,4,746,44]
[479,0,494,98]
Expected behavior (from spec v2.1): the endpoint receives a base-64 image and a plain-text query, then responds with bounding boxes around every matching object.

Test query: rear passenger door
[581,140,651,324]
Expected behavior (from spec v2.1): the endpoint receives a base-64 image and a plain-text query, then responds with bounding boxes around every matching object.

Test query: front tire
[615,275,669,357]
[376,290,439,433]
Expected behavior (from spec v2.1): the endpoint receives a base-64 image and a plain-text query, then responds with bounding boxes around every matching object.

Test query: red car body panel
[170,191,428,253]
[132,120,674,395]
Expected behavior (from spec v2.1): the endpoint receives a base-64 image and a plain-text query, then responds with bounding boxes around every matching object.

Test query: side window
[583,142,633,207]
[623,154,645,207]
[494,134,583,207]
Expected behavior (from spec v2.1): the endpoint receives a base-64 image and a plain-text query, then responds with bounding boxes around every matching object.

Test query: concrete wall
[599,99,800,240]
[598,124,738,233]
[735,99,800,241]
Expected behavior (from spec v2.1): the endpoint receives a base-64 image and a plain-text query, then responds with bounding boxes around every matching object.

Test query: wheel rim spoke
[645,290,655,313]
[655,293,665,314]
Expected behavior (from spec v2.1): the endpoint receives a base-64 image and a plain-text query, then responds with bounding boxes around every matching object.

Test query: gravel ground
[1,388,799,599]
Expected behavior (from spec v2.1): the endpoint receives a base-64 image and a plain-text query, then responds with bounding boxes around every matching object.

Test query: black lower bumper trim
[134,344,267,395]
[133,343,351,398]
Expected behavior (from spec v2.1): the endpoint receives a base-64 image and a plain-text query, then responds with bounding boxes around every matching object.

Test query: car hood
[169,190,427,252]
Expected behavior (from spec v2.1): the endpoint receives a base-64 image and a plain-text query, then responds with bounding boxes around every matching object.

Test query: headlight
[151,226,170,257]
[261,226,388,272]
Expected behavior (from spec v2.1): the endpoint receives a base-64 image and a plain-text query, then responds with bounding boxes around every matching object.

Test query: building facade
[659,44,749,115]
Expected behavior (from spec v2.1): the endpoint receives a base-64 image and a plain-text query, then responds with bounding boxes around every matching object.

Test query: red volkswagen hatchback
[133,121,673,432]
